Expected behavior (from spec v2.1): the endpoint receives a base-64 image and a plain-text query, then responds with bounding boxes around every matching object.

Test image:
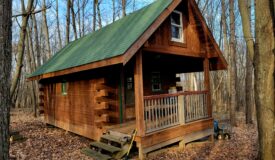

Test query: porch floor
[105,121,136,136]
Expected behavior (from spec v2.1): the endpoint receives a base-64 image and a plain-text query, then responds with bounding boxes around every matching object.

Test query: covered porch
[106,50,213,157]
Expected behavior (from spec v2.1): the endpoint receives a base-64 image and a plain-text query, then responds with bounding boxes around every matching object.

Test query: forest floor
[10,110,258,160]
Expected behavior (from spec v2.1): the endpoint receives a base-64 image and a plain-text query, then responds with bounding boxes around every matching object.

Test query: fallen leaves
[10,111,259,160]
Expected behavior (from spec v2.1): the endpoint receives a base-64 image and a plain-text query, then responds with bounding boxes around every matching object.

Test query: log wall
[41,67,121,140]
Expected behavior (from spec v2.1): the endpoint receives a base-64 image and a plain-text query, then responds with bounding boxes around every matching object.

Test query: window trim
[61,81,67,95]
[151,72,162,92]
[170,10,184,43]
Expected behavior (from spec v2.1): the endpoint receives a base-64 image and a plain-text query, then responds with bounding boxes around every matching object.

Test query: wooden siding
[143,1,211,58]
[41,66,121,140]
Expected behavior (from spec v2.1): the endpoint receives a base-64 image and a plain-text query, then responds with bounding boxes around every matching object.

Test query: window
[151,72,161,92]
[61,81,67,95]
[127,77,133,90]
[170,10,183,43]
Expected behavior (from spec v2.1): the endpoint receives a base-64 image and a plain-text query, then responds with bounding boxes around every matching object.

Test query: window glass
[151,72,161,92]
[62,81,67,95]
[127,77,133,90]
[170,11,183,42]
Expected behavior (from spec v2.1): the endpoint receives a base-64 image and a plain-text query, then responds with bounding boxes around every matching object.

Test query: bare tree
[42,0,51,60]
[71,0,78,40]
[31,13,41,67]
[97,0,102,29]
[229,0,237,126]
[10,0,34,98]
[56,0,62,49]
[238,0,255,124]
[122,0,126,17]
[93,0,97,31]
[254,0,275,159]
[66,0,71,44]
[0,0,12,159]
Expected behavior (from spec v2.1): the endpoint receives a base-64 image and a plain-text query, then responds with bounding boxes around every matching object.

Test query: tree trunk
[229,0,237,126]
[122,0,126,17]
[71,0,78,40]
[97,1,102,29]
[10,0,34,98]
[82,0,86,35]
[66,0,71,44]
[77,0,82,38]
[26,29,37,117]
[31,13,41,67]
[42,0,51,60]
[112,0,116,22]
[93,0,97,31]
[254,0,275,159]
[238,0,255,124]
[56,0,62,49]
[0,0,12,159]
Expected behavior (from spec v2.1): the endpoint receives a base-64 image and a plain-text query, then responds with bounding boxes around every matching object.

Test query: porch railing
[144,91,209,133]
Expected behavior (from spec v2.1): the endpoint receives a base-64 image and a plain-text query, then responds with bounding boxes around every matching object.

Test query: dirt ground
[9,110,258,160]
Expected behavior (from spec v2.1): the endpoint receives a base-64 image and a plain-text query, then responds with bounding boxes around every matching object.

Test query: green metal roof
[30,0,173,77]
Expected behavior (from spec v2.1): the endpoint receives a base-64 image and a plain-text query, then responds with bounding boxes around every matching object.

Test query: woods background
[5,0,274,159]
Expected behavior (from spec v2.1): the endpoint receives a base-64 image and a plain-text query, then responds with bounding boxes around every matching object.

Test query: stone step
[81,147,112,160]
[101,134,126,146]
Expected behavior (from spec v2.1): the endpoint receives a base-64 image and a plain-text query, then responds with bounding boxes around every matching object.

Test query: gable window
[61,81,67,95]
[170,10,183,43]
[151,72,161,92]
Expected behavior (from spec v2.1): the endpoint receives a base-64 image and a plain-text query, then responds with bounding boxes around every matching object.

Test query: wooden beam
[123,0,182,65]
[143,46,205,58]
[135,118,213,148]
[203,58,212,117]
[134,51,145,137]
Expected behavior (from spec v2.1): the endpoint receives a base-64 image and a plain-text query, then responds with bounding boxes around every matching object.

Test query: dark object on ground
[214,120,231,140]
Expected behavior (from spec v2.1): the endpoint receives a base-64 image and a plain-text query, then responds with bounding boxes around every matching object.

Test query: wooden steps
[81,148,112,160]
[82,131,133,159]
[90,142,121,153]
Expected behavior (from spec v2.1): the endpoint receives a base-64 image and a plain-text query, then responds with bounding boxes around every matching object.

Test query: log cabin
[29,0,227,159]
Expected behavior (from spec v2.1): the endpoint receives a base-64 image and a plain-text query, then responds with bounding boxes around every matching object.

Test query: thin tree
[122,0,126,17]
[71,0,78,40]
[66,0,71,44]
[42,0,51,60]
[31,13,41,67]
[0,0,12,159]
[56,0,62,49]
[92,0,97,31]
[97,0,102,29]
[10,0,34,98]
[238,0,255,124]
[254,0,275,159]
[229,0,237,126]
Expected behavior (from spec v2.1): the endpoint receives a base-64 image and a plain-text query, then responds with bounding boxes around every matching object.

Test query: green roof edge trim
[30,0,173,78]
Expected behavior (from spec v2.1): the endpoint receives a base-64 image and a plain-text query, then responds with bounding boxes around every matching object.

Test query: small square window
[170,11,183,43]
[151,72,161,92]
[61,81,67,95]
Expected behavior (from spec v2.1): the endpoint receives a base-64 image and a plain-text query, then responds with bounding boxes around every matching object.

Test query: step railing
[144,91,209,133]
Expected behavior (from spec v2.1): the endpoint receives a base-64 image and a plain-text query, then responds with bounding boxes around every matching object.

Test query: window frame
[170,10,184,43]
[61,81,67,95]
[151,72,162,92]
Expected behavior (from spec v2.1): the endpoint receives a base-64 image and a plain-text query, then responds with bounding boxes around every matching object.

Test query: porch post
[134,50,145,137]
[203,58,212,117]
